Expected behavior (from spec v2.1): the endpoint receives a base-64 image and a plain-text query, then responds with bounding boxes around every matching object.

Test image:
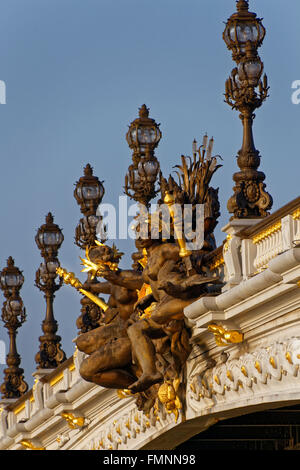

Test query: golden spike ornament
[61,412,86,429]
[163,191,193,275]
[56,267,108,312]
[135,282,157,320]
[163,191,192,259]
[80,240,121,280]
[20,440,45,451]
[117,389,136,399]
[138,248,148,269]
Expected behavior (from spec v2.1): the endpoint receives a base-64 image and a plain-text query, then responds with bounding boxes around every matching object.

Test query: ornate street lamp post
[124,105,162,268]
[35,213,66,369]
[0,257,28,399]
[125,105,162,208]
[74,164,106,332]
[223,0,272,219]
[74,163,105,248]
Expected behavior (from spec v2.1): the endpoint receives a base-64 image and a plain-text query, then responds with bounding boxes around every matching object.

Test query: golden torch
[163,190,193,275]
[56,267,108,312]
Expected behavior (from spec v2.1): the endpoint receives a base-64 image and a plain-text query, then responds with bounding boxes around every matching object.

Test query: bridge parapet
[183,198,300,443]
[207,197,300,289]
[1,198,300,450]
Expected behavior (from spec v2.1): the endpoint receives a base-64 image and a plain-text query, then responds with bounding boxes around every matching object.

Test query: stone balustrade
[210,197,300,289]
[0,350,181,451]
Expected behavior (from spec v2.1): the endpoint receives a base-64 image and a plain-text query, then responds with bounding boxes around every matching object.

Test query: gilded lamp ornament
[35,213,66,369]
[0,257,28,399]
[223,0,272,219]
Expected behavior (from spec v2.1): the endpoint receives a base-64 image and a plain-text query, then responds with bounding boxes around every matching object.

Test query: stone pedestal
[222,219,261,291]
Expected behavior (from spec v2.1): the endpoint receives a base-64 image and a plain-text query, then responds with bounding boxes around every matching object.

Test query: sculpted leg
[76,323,123,355]
[79,337,135,389]
[127,297,192,393]
[127,320,163,393]
[151,297,192,324]
[81,369,136,389]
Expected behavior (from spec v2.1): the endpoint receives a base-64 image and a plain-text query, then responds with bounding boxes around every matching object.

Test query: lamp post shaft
[8,329,18,358]
[0,258,28,399]
[241,112,255,153]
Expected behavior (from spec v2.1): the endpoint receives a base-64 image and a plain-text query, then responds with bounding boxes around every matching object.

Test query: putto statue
[58,107,222,416]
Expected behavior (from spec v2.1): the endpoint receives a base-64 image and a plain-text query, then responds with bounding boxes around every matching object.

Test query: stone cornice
[184,247,300,326]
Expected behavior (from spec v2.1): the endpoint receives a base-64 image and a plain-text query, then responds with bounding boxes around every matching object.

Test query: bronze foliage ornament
[223,0,272,219]
[0,257,28,399]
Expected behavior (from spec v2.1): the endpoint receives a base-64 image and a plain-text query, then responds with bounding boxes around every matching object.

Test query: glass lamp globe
[35,213,64,260]
[223,0,265,62]
[74,164,105,216]
[0,257,24,293]
[126,105,162,157]
[138,159,159,183]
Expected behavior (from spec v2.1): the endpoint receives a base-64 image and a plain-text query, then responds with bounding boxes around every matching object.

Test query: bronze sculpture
[58,138,222,413]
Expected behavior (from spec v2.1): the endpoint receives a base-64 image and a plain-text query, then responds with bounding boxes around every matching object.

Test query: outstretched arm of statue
[158,273,218,298]
[101,269,144,291]
[83,280,112,295]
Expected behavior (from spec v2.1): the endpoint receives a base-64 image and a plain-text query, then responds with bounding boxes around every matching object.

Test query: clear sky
[0,0,299,388]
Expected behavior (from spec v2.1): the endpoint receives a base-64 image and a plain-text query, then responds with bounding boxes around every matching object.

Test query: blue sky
[0,0,299,388]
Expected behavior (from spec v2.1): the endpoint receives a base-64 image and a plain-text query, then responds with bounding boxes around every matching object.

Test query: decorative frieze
[188,338,300,414]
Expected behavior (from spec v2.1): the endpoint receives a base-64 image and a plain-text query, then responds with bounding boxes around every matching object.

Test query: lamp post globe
[74,164,105,217]
[223,0,265,63]
[35,213,64,261]
[126,104,162,161]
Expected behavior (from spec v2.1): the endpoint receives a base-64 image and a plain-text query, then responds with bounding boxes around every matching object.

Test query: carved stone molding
[85,401,176,451]
[187,337,300,416]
